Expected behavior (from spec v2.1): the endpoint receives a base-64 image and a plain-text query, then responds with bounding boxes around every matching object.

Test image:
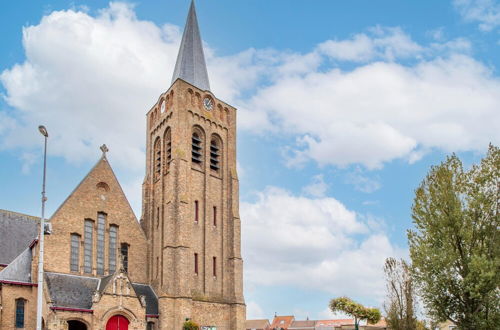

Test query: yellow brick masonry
[143,78,246,330]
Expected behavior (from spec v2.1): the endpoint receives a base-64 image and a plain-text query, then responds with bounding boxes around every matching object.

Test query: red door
[106,315,129,330]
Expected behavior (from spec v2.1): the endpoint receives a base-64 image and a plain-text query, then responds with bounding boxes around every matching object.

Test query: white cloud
[241,187,404,304]
[241,52,500,169]
[1,3,181,170]
[302,174,328,197]
[1,3,499,174]
[246,301,266,319]
[454,0,500,32]
[345,168,381,193]
[318,27,423,62]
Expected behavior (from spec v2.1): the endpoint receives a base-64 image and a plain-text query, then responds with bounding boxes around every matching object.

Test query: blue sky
[1,0,499,321]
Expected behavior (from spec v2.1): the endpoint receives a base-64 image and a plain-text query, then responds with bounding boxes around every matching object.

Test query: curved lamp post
[36,125,48,330]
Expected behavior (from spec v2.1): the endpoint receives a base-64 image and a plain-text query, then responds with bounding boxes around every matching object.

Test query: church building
[0,1,246,329]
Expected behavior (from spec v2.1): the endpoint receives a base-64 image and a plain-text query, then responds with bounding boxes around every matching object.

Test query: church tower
[142,1,246,329]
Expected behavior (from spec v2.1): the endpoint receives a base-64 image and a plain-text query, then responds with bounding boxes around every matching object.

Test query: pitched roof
[132,283,159,315]
[246,319,270,329]
[289,320,316,329]
[44,272,159,314]
[315,319,354,327]
[0,247,33,283]
[0,209,39,265]
[45,272,99,309]
[171,0,211,91]
[270,315,295,329]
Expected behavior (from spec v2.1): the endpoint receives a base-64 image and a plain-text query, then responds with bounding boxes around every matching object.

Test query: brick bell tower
[141,1,246,329]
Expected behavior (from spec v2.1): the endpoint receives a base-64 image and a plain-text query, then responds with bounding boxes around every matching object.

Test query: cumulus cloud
[454,0,500,32]
[241,187,404,303]
[0,3,180,169]
[1,3,498,172]
[240,51,500,169]
[345,167,381,193]
[302,174,329,197]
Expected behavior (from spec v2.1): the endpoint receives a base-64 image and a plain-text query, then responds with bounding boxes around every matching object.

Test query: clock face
[203,97,214,111]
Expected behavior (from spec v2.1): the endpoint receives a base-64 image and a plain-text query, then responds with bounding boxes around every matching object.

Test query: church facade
[0,2,245,329]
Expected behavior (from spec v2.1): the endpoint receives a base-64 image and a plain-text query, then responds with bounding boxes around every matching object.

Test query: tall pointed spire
[171,0,211,91]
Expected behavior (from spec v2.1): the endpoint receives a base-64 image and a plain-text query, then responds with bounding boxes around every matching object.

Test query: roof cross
[100,144,109,155]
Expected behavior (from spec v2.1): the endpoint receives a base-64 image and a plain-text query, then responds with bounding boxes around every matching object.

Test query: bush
[182,320,199,330]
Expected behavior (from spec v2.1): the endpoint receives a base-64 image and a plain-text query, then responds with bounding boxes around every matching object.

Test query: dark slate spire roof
[171,0,211,91]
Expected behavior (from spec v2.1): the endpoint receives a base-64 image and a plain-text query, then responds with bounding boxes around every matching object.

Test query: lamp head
[38,125,48,137]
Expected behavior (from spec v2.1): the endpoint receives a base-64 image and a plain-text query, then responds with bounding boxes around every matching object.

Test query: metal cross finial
[100,144,109,155]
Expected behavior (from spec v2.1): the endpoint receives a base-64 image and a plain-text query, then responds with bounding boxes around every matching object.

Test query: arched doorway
[106,315,130,330]
[68,320,87,330]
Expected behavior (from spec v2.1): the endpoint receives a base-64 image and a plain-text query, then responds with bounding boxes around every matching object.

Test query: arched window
[96,212,106,275]
[153,137,161,180]
[83,220,94,274]
[109,225,118,273]
[191,131,203,164]
[164,128,172,173]
[70,234,80,272]
[210,137,221,171]
[15,298,25,328]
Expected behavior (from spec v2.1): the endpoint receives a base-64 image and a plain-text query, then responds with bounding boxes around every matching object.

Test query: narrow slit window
[213,206,217,226]
[194,200,199,223]
[210,139,220,171]
[84,220,94,274]
[156,206,160,228]
[15,299,25,328]
[121,243,129,273]
[213,256,217,277]
[194,253,199,275]
[70,234,80,272]
[191,132,202,164]
[96,213,106,275]
[109,225,117,273]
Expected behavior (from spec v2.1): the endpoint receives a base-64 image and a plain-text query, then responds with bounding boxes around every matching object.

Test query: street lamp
[36,125,48,330]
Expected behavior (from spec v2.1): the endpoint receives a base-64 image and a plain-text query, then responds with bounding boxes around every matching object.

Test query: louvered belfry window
[192,132,202,164]
[210,139,220,171]
[96,213,106,275]
[165,129,172,171]
[109,225,117,273]
[84,220,93,274]
[154,138,161,180]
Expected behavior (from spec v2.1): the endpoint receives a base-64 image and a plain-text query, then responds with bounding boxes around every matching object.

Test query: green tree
[329,296,381,330]
[408,144,500,330]
[383,258,417,330]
